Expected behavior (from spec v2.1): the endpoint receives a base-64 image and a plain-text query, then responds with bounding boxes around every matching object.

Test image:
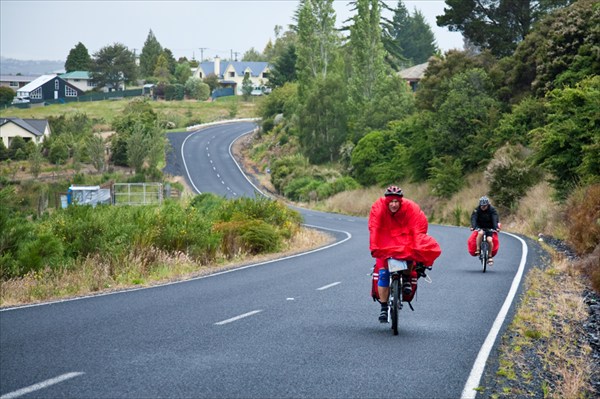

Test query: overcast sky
[1,0,463,62]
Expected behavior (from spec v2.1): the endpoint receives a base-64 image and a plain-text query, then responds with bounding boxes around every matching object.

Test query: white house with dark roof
[0,117,51,147]
[193,56,271,94]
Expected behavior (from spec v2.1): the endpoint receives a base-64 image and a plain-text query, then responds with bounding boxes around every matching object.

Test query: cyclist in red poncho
[369,186,442,323]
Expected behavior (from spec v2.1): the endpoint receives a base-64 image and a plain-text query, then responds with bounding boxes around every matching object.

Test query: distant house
[398,62,429,91]
[0,117,51,147]
[0,75,40,92]
[59,71,98,92]
[192,56,271,95]
[15,74,85,103]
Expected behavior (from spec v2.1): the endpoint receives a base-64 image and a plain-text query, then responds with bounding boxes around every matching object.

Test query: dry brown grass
[0,227,333,308]
[492,255,593,398]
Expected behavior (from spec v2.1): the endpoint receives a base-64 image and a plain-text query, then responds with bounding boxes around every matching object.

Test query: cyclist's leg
[378,267,390,302]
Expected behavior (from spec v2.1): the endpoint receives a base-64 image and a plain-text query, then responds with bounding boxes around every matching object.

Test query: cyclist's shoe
[488,258,494,265]
[402,281,412,296]
[379,304,389,323]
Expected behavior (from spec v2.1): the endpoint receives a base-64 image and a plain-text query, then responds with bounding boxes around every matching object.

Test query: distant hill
[0,56,65,76]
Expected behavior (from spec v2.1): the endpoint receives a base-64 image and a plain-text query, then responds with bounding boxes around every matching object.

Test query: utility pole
[233,51,240,61]
[198,47,207,62]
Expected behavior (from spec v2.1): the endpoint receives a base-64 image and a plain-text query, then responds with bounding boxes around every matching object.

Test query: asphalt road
[0,121,536,399]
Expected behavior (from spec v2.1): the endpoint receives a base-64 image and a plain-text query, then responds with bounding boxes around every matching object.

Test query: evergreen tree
[402,9,437,65]
[268,43,297,88]
[90,43,137,90]
[162,48,177,74]
[139,30,163,78]
[382,0,410,70]
[65,42,92,72]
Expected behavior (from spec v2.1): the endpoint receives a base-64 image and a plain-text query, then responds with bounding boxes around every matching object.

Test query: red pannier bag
[371,258,418,302]
[467,230,499,257]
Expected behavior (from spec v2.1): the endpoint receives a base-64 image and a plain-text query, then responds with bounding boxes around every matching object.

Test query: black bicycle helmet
[384,185,404,197]
[479,196,490,206]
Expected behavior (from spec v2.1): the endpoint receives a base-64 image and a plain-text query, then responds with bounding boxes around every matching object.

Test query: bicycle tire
[391,277,399,335]
[481,241,488,273]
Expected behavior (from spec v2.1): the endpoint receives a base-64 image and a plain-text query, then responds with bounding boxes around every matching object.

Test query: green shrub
[485,144,543,213]
[428,156,464,198]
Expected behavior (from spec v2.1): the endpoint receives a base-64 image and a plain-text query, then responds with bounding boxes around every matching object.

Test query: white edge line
[461,231,528,399]
[0,372,84,399]
[228,127,267,197]
[1,226,351,312]
[214,309,262,325]
[317,282,341,291]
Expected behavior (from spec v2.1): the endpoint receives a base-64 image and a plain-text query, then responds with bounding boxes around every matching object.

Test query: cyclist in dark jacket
[470,196,499,263]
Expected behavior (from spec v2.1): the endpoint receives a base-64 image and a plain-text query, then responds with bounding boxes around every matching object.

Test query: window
[55,79,59,90]
[65,86,78,97]
[198,72,203,78]
[31,87,42,99]
[9,81,18,87]
[87,81,97,87]
[262,72,269,79]
[229,71,235,78]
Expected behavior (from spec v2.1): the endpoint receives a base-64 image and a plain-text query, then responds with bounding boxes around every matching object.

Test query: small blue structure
[64,185,111,207]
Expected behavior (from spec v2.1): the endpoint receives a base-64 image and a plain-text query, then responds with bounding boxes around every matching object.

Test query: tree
[139,30,163,78]
[65,42,91,72]
[8,136,27,160]
[162,48,177,75]
[382,2,438,69]
[28,144,44,178]
[242,48,266,61]
[431,68,502,171]
[295,0,340,95]
[530,76,600,198]
[347,0,390,139]
[402,9,437,65]
[437,0,573,57]
[268,43,297,88]
[153,54,172,83]
[241,74,253,100]
[0,86,15,107]
[203,73,220,93]
[90,43,137,90]
[175,61,192,85]
[503,0,600,100]
[298,76,347,163]
[85,135,105,173]
[0,140,8,161]
[381,1,410,70]
[185,77,210,100]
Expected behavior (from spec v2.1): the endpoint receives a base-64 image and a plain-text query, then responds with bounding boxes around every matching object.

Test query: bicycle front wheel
[481,241,488,273]
[390,277,399,335]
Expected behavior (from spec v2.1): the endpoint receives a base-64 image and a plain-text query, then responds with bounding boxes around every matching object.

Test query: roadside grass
[488,256,592,398]
[0,226,332,308]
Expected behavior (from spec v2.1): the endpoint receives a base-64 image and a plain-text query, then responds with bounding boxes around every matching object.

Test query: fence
[112,183,163,206]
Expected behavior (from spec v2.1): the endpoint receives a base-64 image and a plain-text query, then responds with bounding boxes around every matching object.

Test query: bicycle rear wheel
[390,277,399,335]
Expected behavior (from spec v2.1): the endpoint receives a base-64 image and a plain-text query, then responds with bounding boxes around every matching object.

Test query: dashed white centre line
[215,310,263,325]
[317,282,341,291]
[0,372,84,399]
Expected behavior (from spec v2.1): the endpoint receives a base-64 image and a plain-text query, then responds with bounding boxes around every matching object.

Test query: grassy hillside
[0,95,263,131]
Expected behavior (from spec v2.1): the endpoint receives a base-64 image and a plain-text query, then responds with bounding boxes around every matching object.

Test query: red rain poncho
[369,197,441,267]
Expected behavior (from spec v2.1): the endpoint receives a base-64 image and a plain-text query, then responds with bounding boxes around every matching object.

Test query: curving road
[1,121,536,399]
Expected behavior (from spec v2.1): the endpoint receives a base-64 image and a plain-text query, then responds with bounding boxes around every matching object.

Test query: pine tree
[65,42,92,72]
[139,30,163,78]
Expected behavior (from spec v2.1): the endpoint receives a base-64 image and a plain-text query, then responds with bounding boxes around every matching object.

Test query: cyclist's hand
[470,227,474,231]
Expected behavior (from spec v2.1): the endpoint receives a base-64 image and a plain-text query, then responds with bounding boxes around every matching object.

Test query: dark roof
[0,117,49,137]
